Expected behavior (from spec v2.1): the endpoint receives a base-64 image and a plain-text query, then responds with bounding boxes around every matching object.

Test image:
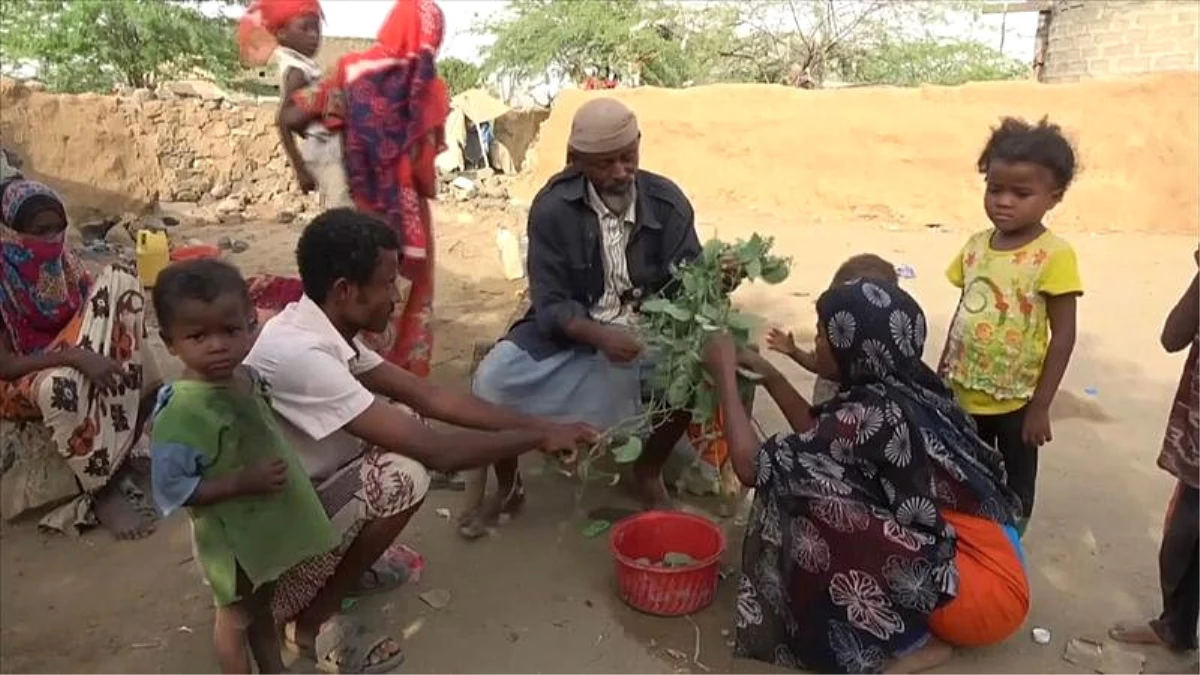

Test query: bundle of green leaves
[593,234,791,469]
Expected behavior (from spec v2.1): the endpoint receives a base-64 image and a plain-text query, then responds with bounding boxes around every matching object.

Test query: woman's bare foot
[1110,620,1168,647]
[886,637,953,674]
[93,481,156,540]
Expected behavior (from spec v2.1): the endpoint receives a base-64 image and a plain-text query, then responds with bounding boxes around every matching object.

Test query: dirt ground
[3,75,1200,673]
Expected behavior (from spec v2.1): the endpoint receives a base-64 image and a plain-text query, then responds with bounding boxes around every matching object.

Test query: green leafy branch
[570,234,791,483]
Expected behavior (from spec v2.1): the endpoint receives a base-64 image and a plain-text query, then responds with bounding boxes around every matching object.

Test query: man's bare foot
[1110,620,1168,647]
[630,464,674,511]
[93,479,156,540]
[885,637,953,674]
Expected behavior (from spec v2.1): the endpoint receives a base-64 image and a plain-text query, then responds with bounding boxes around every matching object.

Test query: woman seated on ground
[0,180,160,539]
[703,278,1029,674]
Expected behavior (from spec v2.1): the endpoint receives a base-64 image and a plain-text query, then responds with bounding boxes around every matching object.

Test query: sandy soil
[4,74,1200,673]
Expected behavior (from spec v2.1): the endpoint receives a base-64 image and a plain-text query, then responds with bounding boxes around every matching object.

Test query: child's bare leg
[213,602,252,674]
[247,583,284,674]
[493,458,524,517]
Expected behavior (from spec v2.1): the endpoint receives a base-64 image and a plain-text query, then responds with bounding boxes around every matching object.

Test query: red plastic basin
[609,510,726,616]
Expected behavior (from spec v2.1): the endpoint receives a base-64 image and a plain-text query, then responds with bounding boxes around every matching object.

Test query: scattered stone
[217,236,233,251]
[78,218,116,244]
[230,239,249,254]
[216,196,243,215]
[104,223,135,249]
[217,211,245,226]
[209,182,232,200]
[127,215,168,235]
[1031,627,1051,644]
[275,209,297,224]
[418,588,451,610]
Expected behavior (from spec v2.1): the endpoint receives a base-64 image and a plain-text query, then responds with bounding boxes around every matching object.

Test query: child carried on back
[766,253,900,405]
[149,259,335,674]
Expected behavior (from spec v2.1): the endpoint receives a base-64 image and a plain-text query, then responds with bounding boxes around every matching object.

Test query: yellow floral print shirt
[943,229,1083,415]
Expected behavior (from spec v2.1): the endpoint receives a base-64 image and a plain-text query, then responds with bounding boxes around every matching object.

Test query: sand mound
[520,74,1199,235]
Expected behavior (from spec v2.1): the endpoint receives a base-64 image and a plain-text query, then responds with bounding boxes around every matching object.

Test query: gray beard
[600,189,633,215]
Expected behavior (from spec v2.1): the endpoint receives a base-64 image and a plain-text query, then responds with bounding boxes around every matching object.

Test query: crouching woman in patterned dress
[0,180,161,539]
[703,279,1030,674]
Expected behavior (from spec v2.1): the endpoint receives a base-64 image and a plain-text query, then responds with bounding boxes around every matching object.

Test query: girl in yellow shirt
[941,117,1083,536]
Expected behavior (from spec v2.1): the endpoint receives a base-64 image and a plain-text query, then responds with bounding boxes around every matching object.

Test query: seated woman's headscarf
[736,279,1019,673]
[0,180,89,355]
[291,0,450,268]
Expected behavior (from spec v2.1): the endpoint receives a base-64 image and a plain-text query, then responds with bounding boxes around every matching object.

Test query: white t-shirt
[274,46,333,164]
[244,295,383,480]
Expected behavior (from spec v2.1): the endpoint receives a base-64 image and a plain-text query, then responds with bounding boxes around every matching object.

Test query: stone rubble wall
[0,78,547,223]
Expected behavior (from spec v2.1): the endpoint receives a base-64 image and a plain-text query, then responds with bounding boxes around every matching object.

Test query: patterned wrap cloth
[735,279,1022,673]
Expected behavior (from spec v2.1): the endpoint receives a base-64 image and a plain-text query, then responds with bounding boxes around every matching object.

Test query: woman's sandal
[284,616,404,674]
[351,559,407,597]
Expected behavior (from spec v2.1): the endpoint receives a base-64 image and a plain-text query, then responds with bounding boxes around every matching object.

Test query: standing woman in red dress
[278,0,450,377]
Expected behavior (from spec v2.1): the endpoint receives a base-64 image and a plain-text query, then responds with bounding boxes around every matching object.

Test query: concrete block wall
[1041,0,1200,83]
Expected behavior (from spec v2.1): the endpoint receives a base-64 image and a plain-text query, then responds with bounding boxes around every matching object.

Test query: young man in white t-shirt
[245,208,593,663]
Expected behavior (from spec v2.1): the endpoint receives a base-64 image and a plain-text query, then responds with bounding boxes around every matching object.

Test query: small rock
[216,197,243,215]
[104,224,135,249]
[217,212,245,226]
[128,215,167,235]
[1031,627,1051,644]
[434,507,452,519]
[418,588,451,610]
[230,240,249,254]
[276,209,297,224]
[209,182,232,200]
[217,236,233,251]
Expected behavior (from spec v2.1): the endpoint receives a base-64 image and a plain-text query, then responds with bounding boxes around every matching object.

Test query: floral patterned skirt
[0,265,155,494]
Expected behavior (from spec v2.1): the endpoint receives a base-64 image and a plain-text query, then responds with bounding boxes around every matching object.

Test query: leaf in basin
[611,436,643,463]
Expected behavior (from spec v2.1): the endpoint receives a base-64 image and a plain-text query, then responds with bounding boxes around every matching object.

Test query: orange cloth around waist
[929,510,1030,647]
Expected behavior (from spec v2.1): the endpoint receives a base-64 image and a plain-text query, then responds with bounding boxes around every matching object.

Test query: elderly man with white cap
[471,97,705,518]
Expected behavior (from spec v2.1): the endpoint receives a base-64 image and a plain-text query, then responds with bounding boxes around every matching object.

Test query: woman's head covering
[804,279,1019,522]
[1,179,66,233]
[816,278,932,387]
[378,0,445,57]
[568,98,640,155]
[0,180,88,354]
[237,0,324,66]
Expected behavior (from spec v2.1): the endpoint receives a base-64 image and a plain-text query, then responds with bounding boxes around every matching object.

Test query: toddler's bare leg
[247,582,284,674]
[213,602,252,674]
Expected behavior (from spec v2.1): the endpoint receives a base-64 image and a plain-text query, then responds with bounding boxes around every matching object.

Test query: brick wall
[1041,0,1200,83]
